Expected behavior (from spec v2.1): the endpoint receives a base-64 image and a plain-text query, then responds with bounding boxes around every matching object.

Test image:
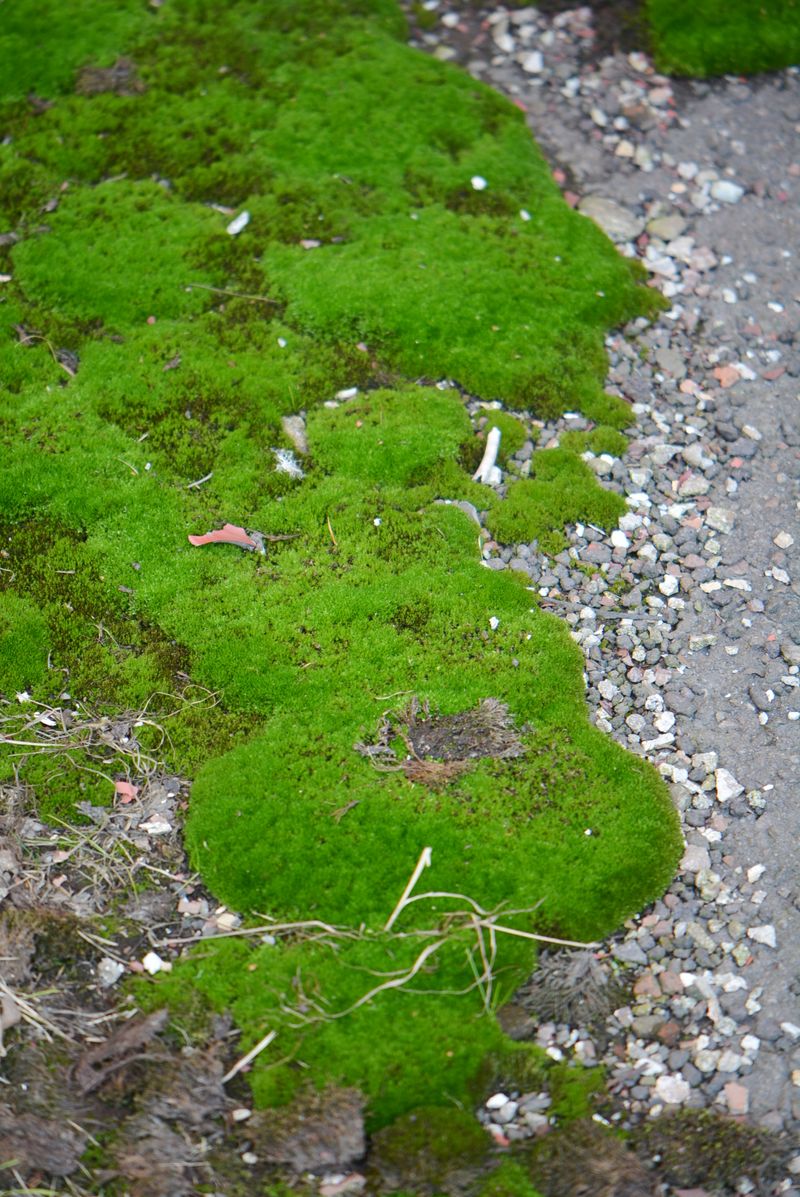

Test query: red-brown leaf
[188,523,256,549]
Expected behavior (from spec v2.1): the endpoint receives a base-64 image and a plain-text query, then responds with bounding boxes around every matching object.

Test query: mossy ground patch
[1,0,680,1129]
[647,0,800,76]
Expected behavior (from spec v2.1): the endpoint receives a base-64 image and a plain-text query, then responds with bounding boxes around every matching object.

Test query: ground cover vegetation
[647,0,800,77]
[0,0,683,1181]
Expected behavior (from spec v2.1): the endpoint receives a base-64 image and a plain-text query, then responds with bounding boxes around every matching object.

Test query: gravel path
[411,1,800,1164]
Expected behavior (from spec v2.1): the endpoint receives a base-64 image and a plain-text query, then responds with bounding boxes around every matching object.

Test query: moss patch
[1,0,680,1132]
[486,448,627,552]
[648,0,800,76]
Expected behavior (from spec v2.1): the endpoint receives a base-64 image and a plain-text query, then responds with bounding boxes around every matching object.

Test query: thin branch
[384,846,432,931]
[221,1029,278,1085]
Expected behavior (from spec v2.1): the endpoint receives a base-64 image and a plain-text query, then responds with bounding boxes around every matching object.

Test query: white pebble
[142,950,170,975]
[715,768,744,802]
[659,575,680,596]
[710,180,744,204]
[520,50,543,73]
[471,175,488,191]
[226,210,250,236]
[485,1092,509,1109]
[774,531,794,549]
[654,1074,690,1104]
[654,711,675,733]
[746,924,777,948]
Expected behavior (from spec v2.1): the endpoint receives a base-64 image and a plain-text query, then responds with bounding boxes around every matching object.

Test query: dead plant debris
[355,696,526,788]
[75,57,145,96]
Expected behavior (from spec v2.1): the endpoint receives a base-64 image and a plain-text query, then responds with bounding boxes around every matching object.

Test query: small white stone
[520,50,543,73]
[654,711,675,733]
[226,210,250,236]
[747,864,766,884]
[772,567,791,585]
[493,1100,519,1124]
[654,1074,690,1104]
[659,575,680,596]
[142,950,170,975]
[715,768,744,802]
[611,530,630,549]
[774,530,795,549]
[97,958,125,987]
[231,1108,252,1122]
[681,843,711,873]
[519,209,531,221]
[740,1034,760,1053]
[486,1092,509,1110]
[489,616,500,630]
[471,175,488,191]
[711,180,744,204]
[723,578,751,591]
[780,1022,800,1040]
[746,924,776,948]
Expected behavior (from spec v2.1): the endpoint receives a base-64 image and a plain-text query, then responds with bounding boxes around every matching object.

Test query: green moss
[479,1161,544,1197]
[0,0,144,102]
[1,0,681,1134]
[647,0,800,76]
[0,592,50,692]
[487,449,626,549]
[548,1061,605,1121]
[632,1109,784,1190]
[559,425,628,459]
[482,410,530,465]
[368,1105,492,1192]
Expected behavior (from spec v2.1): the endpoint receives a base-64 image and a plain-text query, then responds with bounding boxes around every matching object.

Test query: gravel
[408,0,800,1174]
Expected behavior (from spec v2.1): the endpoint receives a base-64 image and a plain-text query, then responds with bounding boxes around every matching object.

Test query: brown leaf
[187,523,257,550]
[72,1009,168,1095]
[114,779,139,804]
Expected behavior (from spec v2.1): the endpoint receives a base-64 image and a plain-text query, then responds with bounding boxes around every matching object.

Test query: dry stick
[298,938,450,1025]
[477,919,596,950]
[221,1028,278,1085]
[472,425,501,484]
[384,846,432,931]
[186,471,213,489]
[184,282,280,304]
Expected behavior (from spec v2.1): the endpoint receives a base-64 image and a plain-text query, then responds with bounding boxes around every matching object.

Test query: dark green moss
[478,1161,544,1197]
[632,1109,784,1190]
[368,1105,492,1193]
[648,0,800,76]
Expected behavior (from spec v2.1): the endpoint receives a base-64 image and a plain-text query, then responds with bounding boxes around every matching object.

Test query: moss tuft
[648,0,800,76]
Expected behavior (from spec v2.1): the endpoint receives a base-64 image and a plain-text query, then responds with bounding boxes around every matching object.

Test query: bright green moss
[648,0,800,76]
[0,593,50,692]
[11,182,220,329]
[1,0,681,1132]
[484,410,530,464]
[0,0,143,102]
[487,448,627,549]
